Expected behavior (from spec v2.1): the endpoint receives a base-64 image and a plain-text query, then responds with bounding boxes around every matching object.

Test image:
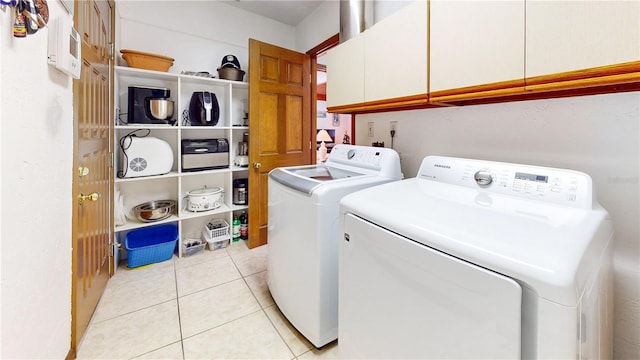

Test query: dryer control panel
[418,156,593,209]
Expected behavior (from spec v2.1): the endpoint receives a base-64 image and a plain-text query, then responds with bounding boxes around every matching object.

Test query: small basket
[204,218,230,242]
[204,231,230,251]
[182,233,206,257]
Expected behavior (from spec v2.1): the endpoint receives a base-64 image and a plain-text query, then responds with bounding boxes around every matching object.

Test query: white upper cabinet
[526,0,640,78]
[327,0,427,109]
[364,0,428,101]
[327,35,365,108]
[429,0,525,93]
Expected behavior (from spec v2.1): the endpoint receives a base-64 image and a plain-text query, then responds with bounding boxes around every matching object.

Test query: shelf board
[115,215,179,232]
[115,66,179,81]
[115,125,178,130]
[115,125,237,130]
[231,204,249,212]
[116,171,180,183]
[181,125,233,130]
[180,168,230,177]
[115,66,249,88]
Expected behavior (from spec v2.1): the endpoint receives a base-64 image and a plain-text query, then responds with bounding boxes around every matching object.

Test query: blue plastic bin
[125,224,178,268]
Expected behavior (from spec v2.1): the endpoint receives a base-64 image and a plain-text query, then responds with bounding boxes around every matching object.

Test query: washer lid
[340,177,613,306]
[270,165,367,195]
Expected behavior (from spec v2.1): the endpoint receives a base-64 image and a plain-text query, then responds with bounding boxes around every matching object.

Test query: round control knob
[474,170,493,186]
[347,149,356,159]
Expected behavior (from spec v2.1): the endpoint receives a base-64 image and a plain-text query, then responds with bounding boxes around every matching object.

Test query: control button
[550,188,561,193]
[567,194,577,201]
[474,170,493,186]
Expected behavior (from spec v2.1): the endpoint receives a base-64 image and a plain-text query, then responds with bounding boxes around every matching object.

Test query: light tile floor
[77,241,339,359]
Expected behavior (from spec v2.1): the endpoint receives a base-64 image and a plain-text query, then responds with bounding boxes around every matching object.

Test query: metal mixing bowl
[148,99,174,120]
[132,200,176,222]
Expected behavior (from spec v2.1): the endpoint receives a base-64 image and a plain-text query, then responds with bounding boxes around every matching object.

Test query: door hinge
[108,152,115,168]
[108,43,115,61]
[108,240,121,257]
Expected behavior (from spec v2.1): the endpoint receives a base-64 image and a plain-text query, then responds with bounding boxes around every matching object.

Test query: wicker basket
[121,49,174,72]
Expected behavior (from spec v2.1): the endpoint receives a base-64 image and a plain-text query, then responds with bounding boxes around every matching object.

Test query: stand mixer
[128,86,175,125]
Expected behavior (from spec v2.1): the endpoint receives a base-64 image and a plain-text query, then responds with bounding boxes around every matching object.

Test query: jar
[233,179,248,205]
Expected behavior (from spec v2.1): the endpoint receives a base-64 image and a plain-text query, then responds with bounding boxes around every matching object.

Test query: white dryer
[339,156,613,359]
[268,144,402,348]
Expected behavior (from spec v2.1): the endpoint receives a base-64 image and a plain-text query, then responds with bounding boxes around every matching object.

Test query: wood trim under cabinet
[526,61,640,86]
[429,79,526,104]
[328,93,432,114]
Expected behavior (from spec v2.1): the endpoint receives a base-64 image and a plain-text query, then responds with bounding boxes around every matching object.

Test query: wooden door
[248,39,312,248]
[71,0,114,354]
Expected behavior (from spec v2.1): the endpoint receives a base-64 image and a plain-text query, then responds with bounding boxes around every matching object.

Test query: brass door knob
[78,166,90,177]
[253,162,262,169]
[78,192,100,203]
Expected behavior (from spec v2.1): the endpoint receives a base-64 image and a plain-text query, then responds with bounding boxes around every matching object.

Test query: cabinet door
[526,0,639,78]
[430,0,524,93]
[364,0,428,101]
[326,35,365,108]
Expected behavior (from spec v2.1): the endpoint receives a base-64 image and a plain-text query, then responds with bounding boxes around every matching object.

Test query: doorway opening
[307,35,354,163]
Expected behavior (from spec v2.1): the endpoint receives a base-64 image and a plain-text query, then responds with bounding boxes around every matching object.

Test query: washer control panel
[418,156,593,209]
[326,144,402,179]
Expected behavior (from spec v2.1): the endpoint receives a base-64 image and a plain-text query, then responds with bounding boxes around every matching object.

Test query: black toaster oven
[181,139,229,172]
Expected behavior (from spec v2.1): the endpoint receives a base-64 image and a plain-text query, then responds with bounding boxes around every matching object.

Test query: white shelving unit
[113,66,250,257]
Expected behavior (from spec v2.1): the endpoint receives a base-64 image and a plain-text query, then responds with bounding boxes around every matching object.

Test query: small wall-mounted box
[47,15,81,79]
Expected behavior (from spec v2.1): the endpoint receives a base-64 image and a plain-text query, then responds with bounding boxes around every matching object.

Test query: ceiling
[220,0,325,26]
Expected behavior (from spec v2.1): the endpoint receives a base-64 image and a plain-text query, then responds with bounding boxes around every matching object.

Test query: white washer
[267,144,402,348]
[339,156,613,359]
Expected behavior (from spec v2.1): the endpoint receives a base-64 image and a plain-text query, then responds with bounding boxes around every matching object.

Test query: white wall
[295,0,412,53]
[116,1,296,77]
[0,2,296,358]
[295,0,339,52]
[356,92,640,359]
[0,2,74,358]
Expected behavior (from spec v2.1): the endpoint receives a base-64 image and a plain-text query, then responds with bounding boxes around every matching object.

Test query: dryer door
[339,213,523,359]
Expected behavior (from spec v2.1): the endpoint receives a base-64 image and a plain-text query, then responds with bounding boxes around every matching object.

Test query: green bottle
[232,214,241,242]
